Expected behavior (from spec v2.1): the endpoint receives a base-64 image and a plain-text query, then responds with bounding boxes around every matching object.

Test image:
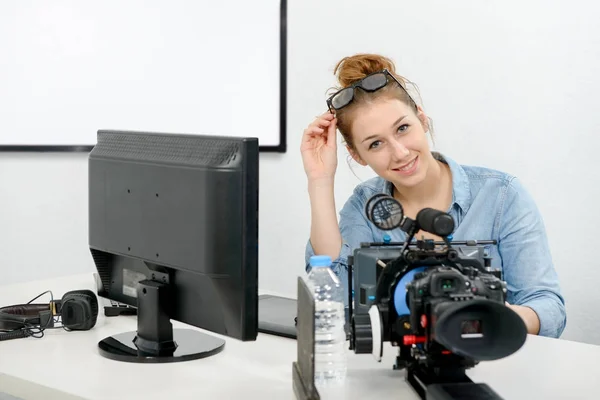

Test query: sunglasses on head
[326,69,415,113]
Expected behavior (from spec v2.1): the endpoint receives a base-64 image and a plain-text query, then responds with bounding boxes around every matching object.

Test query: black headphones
[0,289,99,340]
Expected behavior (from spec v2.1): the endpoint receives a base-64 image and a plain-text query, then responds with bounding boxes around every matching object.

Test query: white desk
[1,273,599,400]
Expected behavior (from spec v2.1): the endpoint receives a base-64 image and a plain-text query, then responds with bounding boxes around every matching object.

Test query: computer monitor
[88,130,259,363]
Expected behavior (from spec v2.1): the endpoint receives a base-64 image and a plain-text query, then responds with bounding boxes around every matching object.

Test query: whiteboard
[0,0,286,152]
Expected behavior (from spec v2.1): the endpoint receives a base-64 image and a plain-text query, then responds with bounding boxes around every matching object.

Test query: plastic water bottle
[307,255,347,386]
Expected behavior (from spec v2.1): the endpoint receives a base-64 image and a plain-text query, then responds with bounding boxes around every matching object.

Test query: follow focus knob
[351,313,373,354]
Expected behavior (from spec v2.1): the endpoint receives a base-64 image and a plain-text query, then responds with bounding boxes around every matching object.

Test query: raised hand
[300,112,338,182]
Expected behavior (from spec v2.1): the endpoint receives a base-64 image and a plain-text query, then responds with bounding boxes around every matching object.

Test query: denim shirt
[305,152,566,338]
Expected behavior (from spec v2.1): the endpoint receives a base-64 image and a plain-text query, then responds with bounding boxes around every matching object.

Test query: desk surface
[1,273,599,400]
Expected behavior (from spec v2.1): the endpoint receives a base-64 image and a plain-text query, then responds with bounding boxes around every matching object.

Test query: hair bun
[333,53,402,88]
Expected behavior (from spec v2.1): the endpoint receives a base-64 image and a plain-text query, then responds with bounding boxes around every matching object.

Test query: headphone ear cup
[60,290,99,331]
[63,290,99,321]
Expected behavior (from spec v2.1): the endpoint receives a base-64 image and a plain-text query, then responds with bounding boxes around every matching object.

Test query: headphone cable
[0,329,32,341]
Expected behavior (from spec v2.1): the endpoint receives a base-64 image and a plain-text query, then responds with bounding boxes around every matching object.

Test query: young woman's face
[348,98,431,189]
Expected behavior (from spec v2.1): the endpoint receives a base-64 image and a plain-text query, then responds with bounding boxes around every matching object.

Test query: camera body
[348,195,528,400]
[407,264,506,340]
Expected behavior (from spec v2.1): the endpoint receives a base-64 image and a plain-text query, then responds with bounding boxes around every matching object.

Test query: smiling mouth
[393,157,418,172]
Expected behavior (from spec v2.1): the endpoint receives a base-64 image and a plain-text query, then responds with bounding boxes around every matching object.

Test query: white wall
[2,0,600,346]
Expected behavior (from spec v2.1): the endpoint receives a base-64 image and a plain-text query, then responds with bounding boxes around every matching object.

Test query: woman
[301,53,566,338]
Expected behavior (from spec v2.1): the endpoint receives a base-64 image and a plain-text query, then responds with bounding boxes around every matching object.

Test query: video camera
[347,194,527,400]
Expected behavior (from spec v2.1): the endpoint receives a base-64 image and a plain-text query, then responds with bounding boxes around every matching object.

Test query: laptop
[258,294,351,340]
[258,294,298,339]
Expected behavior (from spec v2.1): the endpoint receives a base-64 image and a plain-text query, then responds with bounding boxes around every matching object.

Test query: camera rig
[347,194,527,400]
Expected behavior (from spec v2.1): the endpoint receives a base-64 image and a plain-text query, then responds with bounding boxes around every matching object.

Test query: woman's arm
[305,186,375,300]
[308,178,343,261]
[507,303,541,334]
[498,177,566,337]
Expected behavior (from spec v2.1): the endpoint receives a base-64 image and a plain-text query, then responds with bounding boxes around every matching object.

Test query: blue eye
[369,140,382,150]
[397,124,409,133]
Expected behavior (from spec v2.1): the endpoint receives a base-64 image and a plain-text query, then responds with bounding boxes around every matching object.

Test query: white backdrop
[2,0,599,346]
[0,0,282,148]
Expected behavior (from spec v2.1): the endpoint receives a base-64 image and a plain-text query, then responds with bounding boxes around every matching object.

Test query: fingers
[309,117,333,131]
[302,113,330,136]
[326,116,337,147]
[314,111,334,122]
[302,112,337,147]
[301,126,323,149]
[318,111,335,120]
[302,125,324,139]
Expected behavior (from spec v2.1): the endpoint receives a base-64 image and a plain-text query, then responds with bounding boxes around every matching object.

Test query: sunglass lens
[332,87,354,109]
[361,73,388,91]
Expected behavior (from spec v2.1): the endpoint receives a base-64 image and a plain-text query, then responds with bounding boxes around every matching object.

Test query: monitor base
[98,328,225,363]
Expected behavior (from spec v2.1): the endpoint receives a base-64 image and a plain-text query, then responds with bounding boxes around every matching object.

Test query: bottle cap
[310,255,332,268]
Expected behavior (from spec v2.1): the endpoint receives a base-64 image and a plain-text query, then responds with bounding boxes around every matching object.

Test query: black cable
[0,319,48,339]
[0,289,58,340]
[0,329,32,341]
[26,290,54,305]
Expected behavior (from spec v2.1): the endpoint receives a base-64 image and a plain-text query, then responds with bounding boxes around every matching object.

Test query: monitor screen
[88,130,259,363]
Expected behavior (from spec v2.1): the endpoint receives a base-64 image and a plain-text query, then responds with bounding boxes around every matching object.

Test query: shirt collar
[434,152,472,214]
[382,151,472,214]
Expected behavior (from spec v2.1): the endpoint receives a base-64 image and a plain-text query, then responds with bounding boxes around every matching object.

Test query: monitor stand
[98,279,225,363]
